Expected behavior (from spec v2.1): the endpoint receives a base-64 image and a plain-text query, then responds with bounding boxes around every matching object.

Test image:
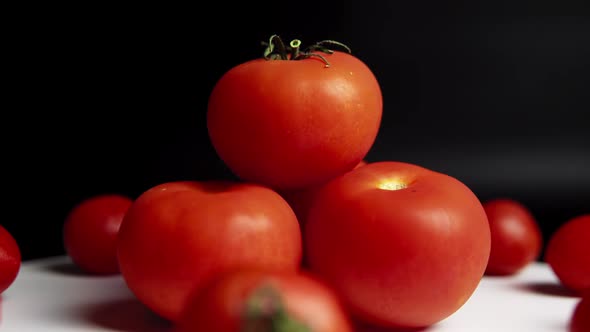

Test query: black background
[5,3,590,261]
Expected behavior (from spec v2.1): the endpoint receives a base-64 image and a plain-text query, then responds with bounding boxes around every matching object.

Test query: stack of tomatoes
[112,36,492,331]
[57,35,589,332]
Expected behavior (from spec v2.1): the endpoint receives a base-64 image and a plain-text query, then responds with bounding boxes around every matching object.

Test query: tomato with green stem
[175,269,353,332]
[207,35,382,191]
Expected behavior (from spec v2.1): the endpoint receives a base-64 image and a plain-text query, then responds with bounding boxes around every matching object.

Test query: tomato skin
[63,194,133,275]
[282,160,369,228]
[570,294,590,332]
[0,225,21,294]
[483,198,542,276]
[304,161,491,329]
[116,181,302,322]
[207,51,382,191]
[175,269,353,332]
[281,160,368,269]
[544,214,590,293]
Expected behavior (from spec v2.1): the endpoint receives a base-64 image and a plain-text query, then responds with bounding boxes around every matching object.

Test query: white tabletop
[0,256,580,331]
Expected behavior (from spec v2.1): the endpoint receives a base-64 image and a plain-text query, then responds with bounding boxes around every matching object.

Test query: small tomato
[0,225,20,294]
[545,214,590,293]
[483,198,543,276]
[570,294,590,332]
[63,194,133,275]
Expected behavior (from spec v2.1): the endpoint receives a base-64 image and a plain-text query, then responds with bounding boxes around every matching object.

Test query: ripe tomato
[304,161,491,329]
[281,160,368,228]
[0,224,20,294]
[175,269,353,332]
[63,194,133,275]
[482,198,542,276]
[117,181,302,322]
[570,294,590,332]
[207,36,382,191]
[544,214,590,293]
[281,160,368,269]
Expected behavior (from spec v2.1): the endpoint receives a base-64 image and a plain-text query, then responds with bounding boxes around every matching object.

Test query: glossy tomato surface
[175,269,353,332]
[545,214,590,293]
[63,194,133,275]
[281,160,368,269]
[116,181,302,322]
[207,47,382,191]
[281,160,368,228]
[305,161,491,329]
[483,198,542,276]
[0,224,20,294]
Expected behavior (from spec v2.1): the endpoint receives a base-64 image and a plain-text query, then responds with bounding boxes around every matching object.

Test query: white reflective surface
[0,256,580,331]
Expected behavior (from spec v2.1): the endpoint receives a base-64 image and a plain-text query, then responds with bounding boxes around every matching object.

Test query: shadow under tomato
[44,261,90,276]
[82,298,172,332]
[41,259,121,277]
[513,281,579,298]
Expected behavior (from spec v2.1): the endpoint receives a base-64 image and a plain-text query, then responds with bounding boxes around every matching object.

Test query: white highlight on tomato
[376,179,408,191]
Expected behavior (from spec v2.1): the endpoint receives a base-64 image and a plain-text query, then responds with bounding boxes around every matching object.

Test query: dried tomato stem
[261,35,352,68]
[289,39,301,60]
[263,34,289,60]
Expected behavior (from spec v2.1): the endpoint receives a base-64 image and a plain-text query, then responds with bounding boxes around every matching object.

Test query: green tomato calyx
[262,34,351,68]
[242,283,312,332]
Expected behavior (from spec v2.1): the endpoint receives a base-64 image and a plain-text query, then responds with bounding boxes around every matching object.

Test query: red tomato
[0,225,20,294]
[207,36,382,191]
[282,160,368,228]
[570,294,590,332]
[117,181,302,322]
[281,160,368,269]
[304,161,491,329]
[544,214,590,293]
[175,269,353,332]
[482,198,542,276]
[63,194,133,275]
